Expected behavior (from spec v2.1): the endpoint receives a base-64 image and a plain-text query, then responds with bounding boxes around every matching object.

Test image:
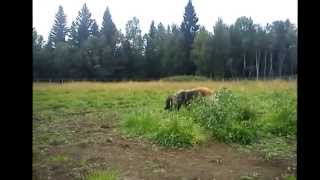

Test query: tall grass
[121,110,162,138]
[260,91,297,137]
[121,110,208,148]
[120,86,296,148]
[153,112,207,147]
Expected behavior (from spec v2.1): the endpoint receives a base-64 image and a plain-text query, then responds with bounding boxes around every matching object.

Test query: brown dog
[164,87,213,110]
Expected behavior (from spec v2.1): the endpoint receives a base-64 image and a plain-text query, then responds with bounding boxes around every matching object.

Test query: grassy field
[33,80,297,180]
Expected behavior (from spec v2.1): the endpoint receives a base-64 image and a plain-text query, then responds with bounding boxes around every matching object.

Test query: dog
[164,87,213,111]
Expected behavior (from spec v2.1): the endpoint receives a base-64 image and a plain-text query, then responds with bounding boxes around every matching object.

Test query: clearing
[33,80,296,180]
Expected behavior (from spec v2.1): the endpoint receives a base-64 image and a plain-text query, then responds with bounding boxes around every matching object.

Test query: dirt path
[33,116,294,180]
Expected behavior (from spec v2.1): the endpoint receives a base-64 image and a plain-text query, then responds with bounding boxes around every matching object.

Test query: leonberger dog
[164,87,213,111]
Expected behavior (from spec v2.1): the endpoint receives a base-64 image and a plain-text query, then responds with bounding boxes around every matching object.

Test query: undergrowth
[121,110,208,148]
[120,87,296,155]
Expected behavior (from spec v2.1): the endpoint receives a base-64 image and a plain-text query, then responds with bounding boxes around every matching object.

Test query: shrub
[154,113,207,148]
[189,88,259,145]
[121,110,207,148]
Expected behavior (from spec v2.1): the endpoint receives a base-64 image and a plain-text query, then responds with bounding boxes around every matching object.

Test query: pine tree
[101,7,117,47]
[125,17,144,78]
[191,26,211,76]
[90,20,99,37]
[145,21,159,78]
[68,21,79,47]
[180,0,199,74]
[71,3,95,46]
[211,18,230,78]
[49,5,68,48]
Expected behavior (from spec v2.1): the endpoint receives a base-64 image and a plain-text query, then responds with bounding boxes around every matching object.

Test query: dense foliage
[33,1,297,81]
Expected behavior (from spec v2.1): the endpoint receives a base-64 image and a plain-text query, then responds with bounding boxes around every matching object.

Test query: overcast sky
[33,0,297,40]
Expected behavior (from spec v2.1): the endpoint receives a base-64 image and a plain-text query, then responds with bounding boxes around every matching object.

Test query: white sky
[33,0,297,41]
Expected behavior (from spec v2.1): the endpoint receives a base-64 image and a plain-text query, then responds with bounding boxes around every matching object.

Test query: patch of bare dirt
[33,116,295,180]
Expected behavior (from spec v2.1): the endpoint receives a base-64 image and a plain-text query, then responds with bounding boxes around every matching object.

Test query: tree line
[33,1,297,81]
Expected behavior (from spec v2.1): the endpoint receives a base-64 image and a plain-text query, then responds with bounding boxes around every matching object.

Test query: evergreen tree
[101,7,117,47]
[125,17,144,78]
[68,21,79,47]
[191,26,211,76]
[180,0,200,74]
[70,3,95,46]
[90,20,99,37]
[33,2,297,81]
[48,5,68,48]
[145,21,161,78]
[33,28,45,79]
[211,18,230,78]
[162,24,185,75]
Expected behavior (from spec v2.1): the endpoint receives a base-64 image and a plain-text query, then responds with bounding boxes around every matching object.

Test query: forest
[33,1,297,81]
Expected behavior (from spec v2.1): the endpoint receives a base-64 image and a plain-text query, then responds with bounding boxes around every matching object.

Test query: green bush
[154,119,194,148]
[154,113,207,148]
[189,88,259,145]
[189,88,296,145]
[121,110,207,148]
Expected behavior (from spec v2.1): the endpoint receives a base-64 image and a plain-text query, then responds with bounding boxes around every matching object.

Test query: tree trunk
[258,50,260,78]
[231,60,234,79]
[291,59,295,76]
[255,49,258,80]
[264,50,267,80]
[269,51,273,78]
[278,52,286,78]
[243,52,246,77]
[255,49,260,81]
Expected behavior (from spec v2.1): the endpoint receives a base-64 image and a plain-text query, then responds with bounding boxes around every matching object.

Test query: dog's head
[164,96,173,110]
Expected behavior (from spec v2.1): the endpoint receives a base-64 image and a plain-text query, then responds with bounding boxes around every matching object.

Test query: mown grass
[33,80,296,159]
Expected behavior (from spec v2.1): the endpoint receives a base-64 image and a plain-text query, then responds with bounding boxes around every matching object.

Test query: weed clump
[84,169,119,180]
[189,88,259,145]
[121,110,207,148]
[260,91,297,137]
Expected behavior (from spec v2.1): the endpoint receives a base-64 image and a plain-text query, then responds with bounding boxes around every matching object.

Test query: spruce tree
[49,5,68,47]
[180,0,199,74]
